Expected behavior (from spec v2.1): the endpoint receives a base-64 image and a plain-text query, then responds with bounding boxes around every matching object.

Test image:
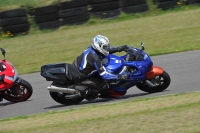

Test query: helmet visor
[101,44,110,56]
[103,45,109,51]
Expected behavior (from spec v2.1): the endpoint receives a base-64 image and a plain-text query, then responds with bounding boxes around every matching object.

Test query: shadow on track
[44,92,149,109]
[0,99,33,106]
[0,102,15,106]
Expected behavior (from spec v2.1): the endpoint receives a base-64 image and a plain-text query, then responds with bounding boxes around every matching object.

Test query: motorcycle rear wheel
[50,92,84,105]
[136,71,171,93]
[4,79,33,102]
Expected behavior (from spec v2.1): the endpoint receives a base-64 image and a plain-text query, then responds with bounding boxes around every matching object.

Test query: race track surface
[0,50,199,119]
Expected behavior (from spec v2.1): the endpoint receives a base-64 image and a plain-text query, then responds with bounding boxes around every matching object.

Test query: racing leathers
[71,45,127,93]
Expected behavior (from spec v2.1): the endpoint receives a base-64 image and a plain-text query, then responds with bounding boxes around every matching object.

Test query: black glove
[117,45,128,52]
[118,73,129,80]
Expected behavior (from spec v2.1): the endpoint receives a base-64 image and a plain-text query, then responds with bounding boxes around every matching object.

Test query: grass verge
[0,8,199,74]
[0,0,58,11]
[0,91,200,133]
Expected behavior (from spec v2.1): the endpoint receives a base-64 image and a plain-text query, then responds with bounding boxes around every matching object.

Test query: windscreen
[126,47,145,61]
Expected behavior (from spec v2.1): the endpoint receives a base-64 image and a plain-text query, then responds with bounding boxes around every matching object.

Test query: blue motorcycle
[41,43,171,105]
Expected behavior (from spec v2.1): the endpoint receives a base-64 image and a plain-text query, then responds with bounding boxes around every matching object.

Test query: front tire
[4,79,33,102]
[136,71,171,93]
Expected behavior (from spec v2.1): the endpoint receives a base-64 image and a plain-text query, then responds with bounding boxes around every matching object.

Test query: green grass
[0,0,58,11]
[0,91,200,133]
[0,7,199,74]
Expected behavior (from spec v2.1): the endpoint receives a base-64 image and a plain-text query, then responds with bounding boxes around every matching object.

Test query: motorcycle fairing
[103,54,125,74]
[105,48,153,92]
[109,80,136,92]
[0,61,18,90]
[109,89,127,98]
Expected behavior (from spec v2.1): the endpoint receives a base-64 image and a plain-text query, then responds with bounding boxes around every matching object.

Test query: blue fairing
[103,48,153,92]
[102,54,125,74]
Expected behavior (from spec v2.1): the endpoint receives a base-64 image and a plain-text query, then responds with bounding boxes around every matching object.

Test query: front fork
[14,77,22,84]
[0,77,21,98]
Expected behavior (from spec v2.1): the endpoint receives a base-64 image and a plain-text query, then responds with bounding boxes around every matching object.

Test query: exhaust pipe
[47,85,78,94]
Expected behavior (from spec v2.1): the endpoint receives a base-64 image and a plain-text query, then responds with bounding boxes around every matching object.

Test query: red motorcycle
[0,48,33,103]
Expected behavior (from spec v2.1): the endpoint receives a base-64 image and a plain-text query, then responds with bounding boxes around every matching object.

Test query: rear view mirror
[141,42,145,50]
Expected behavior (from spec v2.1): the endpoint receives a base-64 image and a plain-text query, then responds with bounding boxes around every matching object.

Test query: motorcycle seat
[65,63,73,81]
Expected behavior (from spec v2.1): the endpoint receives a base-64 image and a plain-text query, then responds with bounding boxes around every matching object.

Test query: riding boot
[99,90,112,98]
[79,77,109,100]
[83,88,98,101]
[77,82,99,101]
[80,80,98,96]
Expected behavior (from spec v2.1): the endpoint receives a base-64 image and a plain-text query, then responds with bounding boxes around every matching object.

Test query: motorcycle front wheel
[50,92,84,105]
[136,71,171,93]
[4,79,33,102]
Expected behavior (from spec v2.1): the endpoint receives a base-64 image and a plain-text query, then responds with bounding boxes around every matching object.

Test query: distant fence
[0,0,199,36]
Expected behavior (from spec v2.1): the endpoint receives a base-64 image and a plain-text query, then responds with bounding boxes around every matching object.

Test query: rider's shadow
[81,92,150,104]
[44,92,150,109]
[0,99,33,106]
[0,102,15,106]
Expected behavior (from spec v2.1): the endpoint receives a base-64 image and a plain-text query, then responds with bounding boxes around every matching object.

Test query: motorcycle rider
[0,62,6,102]
[0,89,4,102]
[71,35,128,100]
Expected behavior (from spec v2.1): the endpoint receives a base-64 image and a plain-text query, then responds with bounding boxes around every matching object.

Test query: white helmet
[92,35,110,56]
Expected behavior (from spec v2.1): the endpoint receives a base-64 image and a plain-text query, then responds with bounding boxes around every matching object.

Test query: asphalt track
[0,50,199,120]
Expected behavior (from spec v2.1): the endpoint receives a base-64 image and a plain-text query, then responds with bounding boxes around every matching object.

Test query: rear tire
[50,92,84,105]
[136,71,171,93]
[4,79,33,102]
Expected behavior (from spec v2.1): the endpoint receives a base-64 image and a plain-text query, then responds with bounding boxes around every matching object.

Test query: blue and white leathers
[72,46,119,81]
